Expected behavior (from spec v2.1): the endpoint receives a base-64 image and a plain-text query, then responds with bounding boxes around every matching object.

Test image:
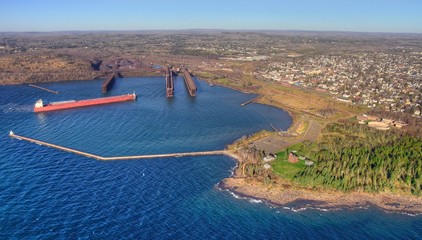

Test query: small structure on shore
[263,155,275,162]
[368,121,390,130]
[305,160,314,166]
[393,121,408,128]
[288,152,299,163]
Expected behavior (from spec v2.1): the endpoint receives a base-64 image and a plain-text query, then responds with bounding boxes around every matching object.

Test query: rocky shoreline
[219,175,422,215]
[219,151,422,215]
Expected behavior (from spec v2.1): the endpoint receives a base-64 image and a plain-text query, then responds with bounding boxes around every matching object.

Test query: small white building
[263,156,275,162]
[305,160,314,166]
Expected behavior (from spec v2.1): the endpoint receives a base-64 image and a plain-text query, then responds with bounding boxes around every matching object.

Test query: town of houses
[260,52,422,118]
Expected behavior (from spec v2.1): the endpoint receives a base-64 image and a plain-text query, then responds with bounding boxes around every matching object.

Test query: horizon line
[1,28,422,35]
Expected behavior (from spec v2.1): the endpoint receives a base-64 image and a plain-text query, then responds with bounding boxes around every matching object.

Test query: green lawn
[272,151,306,180]
[285,142,318,159]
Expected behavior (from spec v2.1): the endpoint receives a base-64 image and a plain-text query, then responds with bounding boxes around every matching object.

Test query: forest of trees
[293,123,422,196]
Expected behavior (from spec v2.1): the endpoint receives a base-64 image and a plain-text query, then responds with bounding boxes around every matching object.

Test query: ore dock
[181,68,197,97]
[165,67,174,97]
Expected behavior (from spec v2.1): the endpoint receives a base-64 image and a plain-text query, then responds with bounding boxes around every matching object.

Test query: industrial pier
[181,68,197,97]
[165,67,174,97]
[9,132,228,161]
[101,72,116,93]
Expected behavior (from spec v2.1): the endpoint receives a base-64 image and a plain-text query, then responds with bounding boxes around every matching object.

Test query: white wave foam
[229,191,241,199]
[228,162,238,177]
[249,199,262,204]
[224,188,265,205]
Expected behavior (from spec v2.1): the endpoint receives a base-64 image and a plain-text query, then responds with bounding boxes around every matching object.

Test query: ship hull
[34,94,136,113]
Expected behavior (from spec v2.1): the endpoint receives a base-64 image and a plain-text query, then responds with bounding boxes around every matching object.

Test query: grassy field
[194,71,215,80]
[271,151,306,179]
[295,120,310,135]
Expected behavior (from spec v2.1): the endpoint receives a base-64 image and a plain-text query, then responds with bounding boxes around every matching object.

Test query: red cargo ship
[34,93,136,113]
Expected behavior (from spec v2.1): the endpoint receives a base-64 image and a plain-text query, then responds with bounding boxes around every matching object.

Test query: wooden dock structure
[181,68,197,97]
[101,72,116,93]
[8,131,228,161]
[165,67,174,97]
[29,84,59,94]
[240,96,260,106]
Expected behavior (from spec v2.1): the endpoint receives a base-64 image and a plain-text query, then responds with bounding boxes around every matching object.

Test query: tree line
[293,123,422,196]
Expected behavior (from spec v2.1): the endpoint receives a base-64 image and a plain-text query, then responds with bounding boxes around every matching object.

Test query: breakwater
[9,132,228,161]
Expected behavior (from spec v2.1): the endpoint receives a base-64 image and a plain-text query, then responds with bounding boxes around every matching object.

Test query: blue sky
[1,0,422,33]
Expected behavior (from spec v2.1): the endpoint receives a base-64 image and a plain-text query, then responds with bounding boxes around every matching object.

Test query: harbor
[1,76,298,239]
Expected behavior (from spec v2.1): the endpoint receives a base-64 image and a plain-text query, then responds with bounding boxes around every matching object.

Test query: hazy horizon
[2,0,422,34]
[2,29,422,36]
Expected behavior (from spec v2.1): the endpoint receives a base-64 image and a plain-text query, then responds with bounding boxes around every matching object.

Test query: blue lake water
[0,77,421,239]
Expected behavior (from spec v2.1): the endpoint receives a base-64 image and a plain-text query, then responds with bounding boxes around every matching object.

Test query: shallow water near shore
[1,77,421,239]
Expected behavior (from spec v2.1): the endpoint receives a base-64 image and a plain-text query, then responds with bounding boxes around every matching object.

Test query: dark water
[0,77,421,239]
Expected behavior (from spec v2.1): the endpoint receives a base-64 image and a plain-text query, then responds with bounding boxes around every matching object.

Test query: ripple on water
[0,78,421,239]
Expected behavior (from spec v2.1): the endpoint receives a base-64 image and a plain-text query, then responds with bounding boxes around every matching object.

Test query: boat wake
[1,103,33,113]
